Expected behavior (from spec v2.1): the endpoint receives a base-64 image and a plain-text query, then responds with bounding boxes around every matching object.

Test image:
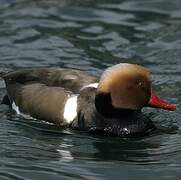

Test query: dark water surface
[0,0,181,179]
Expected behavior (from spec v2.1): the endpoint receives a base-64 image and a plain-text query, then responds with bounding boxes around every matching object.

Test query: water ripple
[0,0,181,179]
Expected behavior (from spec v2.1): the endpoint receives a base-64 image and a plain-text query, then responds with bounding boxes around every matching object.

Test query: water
[0,0,181,179]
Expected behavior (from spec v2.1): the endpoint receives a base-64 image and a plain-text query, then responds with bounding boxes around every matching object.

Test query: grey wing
[3,68,98,93]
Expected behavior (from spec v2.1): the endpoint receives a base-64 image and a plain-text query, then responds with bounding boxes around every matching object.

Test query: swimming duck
[1,63,176,137]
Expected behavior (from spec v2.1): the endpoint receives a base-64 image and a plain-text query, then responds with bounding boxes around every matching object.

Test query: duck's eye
[137,81,148,91]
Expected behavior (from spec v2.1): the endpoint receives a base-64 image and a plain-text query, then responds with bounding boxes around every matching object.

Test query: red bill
[148,94,176,111]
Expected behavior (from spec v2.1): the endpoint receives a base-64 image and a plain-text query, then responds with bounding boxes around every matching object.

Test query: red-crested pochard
[1,63,176,137]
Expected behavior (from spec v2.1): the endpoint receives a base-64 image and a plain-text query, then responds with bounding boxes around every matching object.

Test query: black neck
[95,93,140,118]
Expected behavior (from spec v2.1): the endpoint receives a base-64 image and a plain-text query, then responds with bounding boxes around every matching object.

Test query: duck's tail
[1,95,10,105]
[0,72,6,80]
[0,68,12,105]
[0,67,12,79]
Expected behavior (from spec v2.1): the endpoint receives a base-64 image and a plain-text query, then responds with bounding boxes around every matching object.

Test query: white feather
[63,95,78,123]
[12,101,21,114]
[81,83,98,91]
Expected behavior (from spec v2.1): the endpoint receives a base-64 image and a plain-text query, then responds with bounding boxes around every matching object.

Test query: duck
[1,63,176,137]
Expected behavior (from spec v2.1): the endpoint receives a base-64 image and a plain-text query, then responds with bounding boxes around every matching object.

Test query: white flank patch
[12,101,20,114]
[63,95,78,123]
[81,83,98,91]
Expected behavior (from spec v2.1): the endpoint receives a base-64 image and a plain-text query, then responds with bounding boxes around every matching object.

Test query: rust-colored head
[97,63,176,111]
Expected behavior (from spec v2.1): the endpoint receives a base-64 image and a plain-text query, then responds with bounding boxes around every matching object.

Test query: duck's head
[95,63,176,116]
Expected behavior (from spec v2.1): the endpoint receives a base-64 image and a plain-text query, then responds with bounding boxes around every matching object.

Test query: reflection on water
[0,0,181,179]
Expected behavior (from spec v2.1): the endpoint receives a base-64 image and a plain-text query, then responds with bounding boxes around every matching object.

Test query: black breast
[70,88,156,137]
